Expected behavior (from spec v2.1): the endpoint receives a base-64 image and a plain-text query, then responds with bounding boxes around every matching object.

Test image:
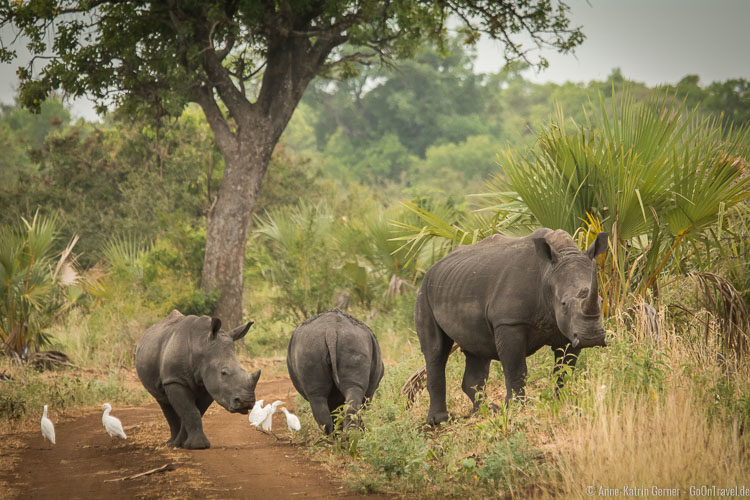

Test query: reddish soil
[0,377,388,499]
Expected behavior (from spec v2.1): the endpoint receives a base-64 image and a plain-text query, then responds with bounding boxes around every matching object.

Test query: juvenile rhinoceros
[415,228,608,425]
[135,310,261,449]
[286,309,384,434]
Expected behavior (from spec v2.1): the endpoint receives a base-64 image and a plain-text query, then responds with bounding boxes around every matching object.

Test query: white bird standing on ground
[248,400,266,426]
[41,405,55,445]
[101,403,127,439]
[280,407,301,432]
[260,400,283,431]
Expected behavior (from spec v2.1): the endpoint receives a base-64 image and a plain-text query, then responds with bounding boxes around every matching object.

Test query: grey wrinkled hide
[415,228,608,425]
[135,310,261,449]
[286,309,384,434]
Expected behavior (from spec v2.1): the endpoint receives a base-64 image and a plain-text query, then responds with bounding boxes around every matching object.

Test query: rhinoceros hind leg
[461,352,498,412]
[165,383,211,449]
[416,305,454,425]
[310,396,335,434]
[157,400,181,446]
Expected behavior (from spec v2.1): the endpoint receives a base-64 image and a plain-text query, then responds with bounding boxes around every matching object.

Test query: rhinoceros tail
[325,328,341,388]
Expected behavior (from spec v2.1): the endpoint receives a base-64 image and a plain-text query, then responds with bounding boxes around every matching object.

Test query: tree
[1,1,584,326]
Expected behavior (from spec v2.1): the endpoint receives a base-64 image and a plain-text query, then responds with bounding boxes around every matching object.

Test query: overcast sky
[475,0,750,85]
[1,0,749,121]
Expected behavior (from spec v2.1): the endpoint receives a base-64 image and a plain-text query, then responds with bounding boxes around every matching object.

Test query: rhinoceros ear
[228,321,254,341]
[210,317,222,339]
[533,237,559,264]
[585,232,609,260]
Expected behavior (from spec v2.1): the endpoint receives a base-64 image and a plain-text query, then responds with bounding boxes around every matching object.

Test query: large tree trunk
[201,128,275,328]
[195,32,334,327]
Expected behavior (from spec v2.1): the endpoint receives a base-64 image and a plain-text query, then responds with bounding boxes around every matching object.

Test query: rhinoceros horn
[583,265,600,315]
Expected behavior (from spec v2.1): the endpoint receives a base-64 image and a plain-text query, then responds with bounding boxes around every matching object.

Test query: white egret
[248,399,266,427]
[41,405,55,445]
[101,403,127,439]
[280,407,301,432]
[260,400,283,431]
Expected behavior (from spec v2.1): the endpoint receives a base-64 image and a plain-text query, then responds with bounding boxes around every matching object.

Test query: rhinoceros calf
[287,309,384,434]
[415,228,608,425]
[135,310,261,449]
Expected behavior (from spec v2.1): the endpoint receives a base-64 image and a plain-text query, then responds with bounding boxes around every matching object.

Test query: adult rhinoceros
[415,228,608,425]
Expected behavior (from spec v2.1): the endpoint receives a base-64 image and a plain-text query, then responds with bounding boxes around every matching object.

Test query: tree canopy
[1,0,586,326]
[1,1,584,117]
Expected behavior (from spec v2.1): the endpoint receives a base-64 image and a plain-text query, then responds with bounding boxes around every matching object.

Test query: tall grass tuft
[549,389,747,497]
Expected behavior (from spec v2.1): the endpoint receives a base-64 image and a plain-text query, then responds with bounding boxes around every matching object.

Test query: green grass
[0,363,148,423]
[285,299,750,498]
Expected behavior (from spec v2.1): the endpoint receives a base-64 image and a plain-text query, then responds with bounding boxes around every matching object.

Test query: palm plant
[254,202,341,320]
[395,89,750,313]
[0,212,80,354]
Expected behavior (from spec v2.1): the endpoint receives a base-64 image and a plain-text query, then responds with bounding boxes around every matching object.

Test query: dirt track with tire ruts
[0,376,388,499]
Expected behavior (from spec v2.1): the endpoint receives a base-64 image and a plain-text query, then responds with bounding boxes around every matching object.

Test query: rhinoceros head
[201,318,261,414]
[534,231,609,348]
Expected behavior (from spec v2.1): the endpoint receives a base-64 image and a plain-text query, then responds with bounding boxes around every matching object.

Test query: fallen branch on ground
[103,463,174,482]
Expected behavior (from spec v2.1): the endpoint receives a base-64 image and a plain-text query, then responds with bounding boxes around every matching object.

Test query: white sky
[1,0,749,121]
[475,0,750,86]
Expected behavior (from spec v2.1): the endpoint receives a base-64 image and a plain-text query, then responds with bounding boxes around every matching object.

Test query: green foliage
[100,224,217,318]
[253,202,344,320]
[0,212,82,354]
[412,134,501,190]
[472,433,543,492]
[492,90,750,305]
[357,412,430,482]
[0,107,221,268]
[1,1,582,119]
[0,96,70,149]
[394,89,750,311]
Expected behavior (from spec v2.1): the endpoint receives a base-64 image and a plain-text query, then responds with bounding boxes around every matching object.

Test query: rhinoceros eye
[221,368,229,376]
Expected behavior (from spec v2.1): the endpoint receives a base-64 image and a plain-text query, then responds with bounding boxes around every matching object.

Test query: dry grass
[540,314,749,498]
[547,389,747,497]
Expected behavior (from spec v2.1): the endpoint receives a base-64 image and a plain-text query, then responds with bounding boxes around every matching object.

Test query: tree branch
[192,84,237,157]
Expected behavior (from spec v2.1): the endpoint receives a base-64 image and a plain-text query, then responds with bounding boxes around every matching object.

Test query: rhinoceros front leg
[495,326,528,404]
[164,383,210,449]
[461,352,499,413]
[552,345,581,394]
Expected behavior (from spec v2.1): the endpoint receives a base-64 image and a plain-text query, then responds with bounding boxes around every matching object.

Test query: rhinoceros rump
[135,310,261,449]
[287,309,384,434]
[415,229,608,425]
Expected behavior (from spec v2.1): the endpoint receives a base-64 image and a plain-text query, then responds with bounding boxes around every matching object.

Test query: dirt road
[1,377,385,499]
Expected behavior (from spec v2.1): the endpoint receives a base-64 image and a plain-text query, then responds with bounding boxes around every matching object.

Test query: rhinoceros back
[135,310,206,399]
[418,233,547,355]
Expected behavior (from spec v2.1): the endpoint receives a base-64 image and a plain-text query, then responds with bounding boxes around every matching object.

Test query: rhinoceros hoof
[426,411,451,426]
[182,435,211,449]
